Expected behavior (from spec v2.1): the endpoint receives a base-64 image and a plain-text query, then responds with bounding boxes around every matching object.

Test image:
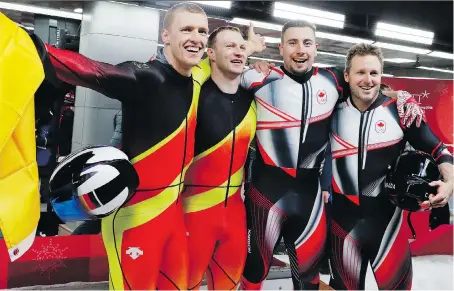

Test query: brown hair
[163,2,206,29]
[281,20,316,42]
[345,43,384,73]
[208,26,242,48]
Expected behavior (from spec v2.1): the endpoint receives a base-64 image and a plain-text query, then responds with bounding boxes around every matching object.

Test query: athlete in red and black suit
[240,20,425,290]
[328,43,453,290]
[241,57,341,291]
[182,26,257,290]
[27,3,211,289]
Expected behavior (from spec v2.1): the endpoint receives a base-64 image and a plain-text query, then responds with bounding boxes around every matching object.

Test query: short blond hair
[163,2,206,29]
[345,43,384,73]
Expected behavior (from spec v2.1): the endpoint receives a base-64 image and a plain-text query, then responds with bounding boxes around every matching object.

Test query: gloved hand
[396,90,426,128]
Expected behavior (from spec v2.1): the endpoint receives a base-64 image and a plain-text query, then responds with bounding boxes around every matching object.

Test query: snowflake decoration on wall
[32,239,68,279]
[435,82,449,95]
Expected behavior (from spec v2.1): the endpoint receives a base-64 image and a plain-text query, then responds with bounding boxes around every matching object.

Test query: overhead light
[318,51,345,58]
[375,42,431,55]
[230,18,282,31]
[230,17,374,45]
[317,31,374,44]
[273,2,344,29]
[249,56,283,63]
[108,1,139,6]
[314,62,335,68]
[191,1,231,9]
[377,22,434,39]
[0,1,82,20]
[395,76,438,80]
[263,36,281,44]
[382,73,394,77]
[74,8,83,13]
[376,30,433,45]
[417,66,454,74]
[375,22,433,45]
[273,10,344,29]
[427,51,454,60]
[384,58,414,63]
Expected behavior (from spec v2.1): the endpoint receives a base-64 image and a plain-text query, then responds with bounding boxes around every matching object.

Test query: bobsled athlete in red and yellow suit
[0,13,43,262]
[22,3,212,290]
[182,26,257,290]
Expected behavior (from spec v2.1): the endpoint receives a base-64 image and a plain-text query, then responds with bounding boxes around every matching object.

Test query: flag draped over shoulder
[0,12,44,261]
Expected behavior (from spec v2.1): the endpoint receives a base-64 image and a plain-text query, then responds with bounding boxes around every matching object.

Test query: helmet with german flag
[49,145,139,221]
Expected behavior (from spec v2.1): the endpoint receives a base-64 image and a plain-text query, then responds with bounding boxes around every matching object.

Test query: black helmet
[49,145,139,222]
[385,151,440,212]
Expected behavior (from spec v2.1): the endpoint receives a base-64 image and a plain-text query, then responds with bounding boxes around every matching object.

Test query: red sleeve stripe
[431,142,442,157]
[382,99,397,107]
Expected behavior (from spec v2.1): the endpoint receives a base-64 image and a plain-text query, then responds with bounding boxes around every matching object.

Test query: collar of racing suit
[280,65,314,84]
[153,47,212,84]
[349,93,388,112]
[152,47,195,81]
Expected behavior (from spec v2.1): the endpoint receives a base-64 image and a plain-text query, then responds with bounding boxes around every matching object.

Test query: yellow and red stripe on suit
[0,13,43,262]
[182,77,256,290]
[32,38,211,290]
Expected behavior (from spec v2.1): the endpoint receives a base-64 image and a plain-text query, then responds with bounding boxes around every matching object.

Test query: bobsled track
[13,255,453,290]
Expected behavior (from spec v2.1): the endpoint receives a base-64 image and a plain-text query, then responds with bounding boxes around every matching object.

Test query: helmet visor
[50,191,92,222]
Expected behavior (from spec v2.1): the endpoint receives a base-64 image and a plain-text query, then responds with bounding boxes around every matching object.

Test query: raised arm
[30,33,139,102]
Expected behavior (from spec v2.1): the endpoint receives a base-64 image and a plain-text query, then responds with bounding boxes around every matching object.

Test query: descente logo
[385,182,395,189]
[247,229,252,253]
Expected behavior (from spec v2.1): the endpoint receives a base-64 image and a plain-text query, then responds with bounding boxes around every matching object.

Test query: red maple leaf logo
[377,122,384,127]
[319,91,325,97]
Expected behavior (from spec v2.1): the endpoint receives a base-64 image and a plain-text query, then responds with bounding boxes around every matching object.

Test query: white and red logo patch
[317,90,327,104]
[375,120,386,133]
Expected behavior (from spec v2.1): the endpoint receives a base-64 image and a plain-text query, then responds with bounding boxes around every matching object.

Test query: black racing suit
[328,94,453,290]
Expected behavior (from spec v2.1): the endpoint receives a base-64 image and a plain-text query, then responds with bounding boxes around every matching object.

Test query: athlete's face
[162,11,209,71]
[279,27,318,75]
[208,30,247,76]
[345,54,382,108]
